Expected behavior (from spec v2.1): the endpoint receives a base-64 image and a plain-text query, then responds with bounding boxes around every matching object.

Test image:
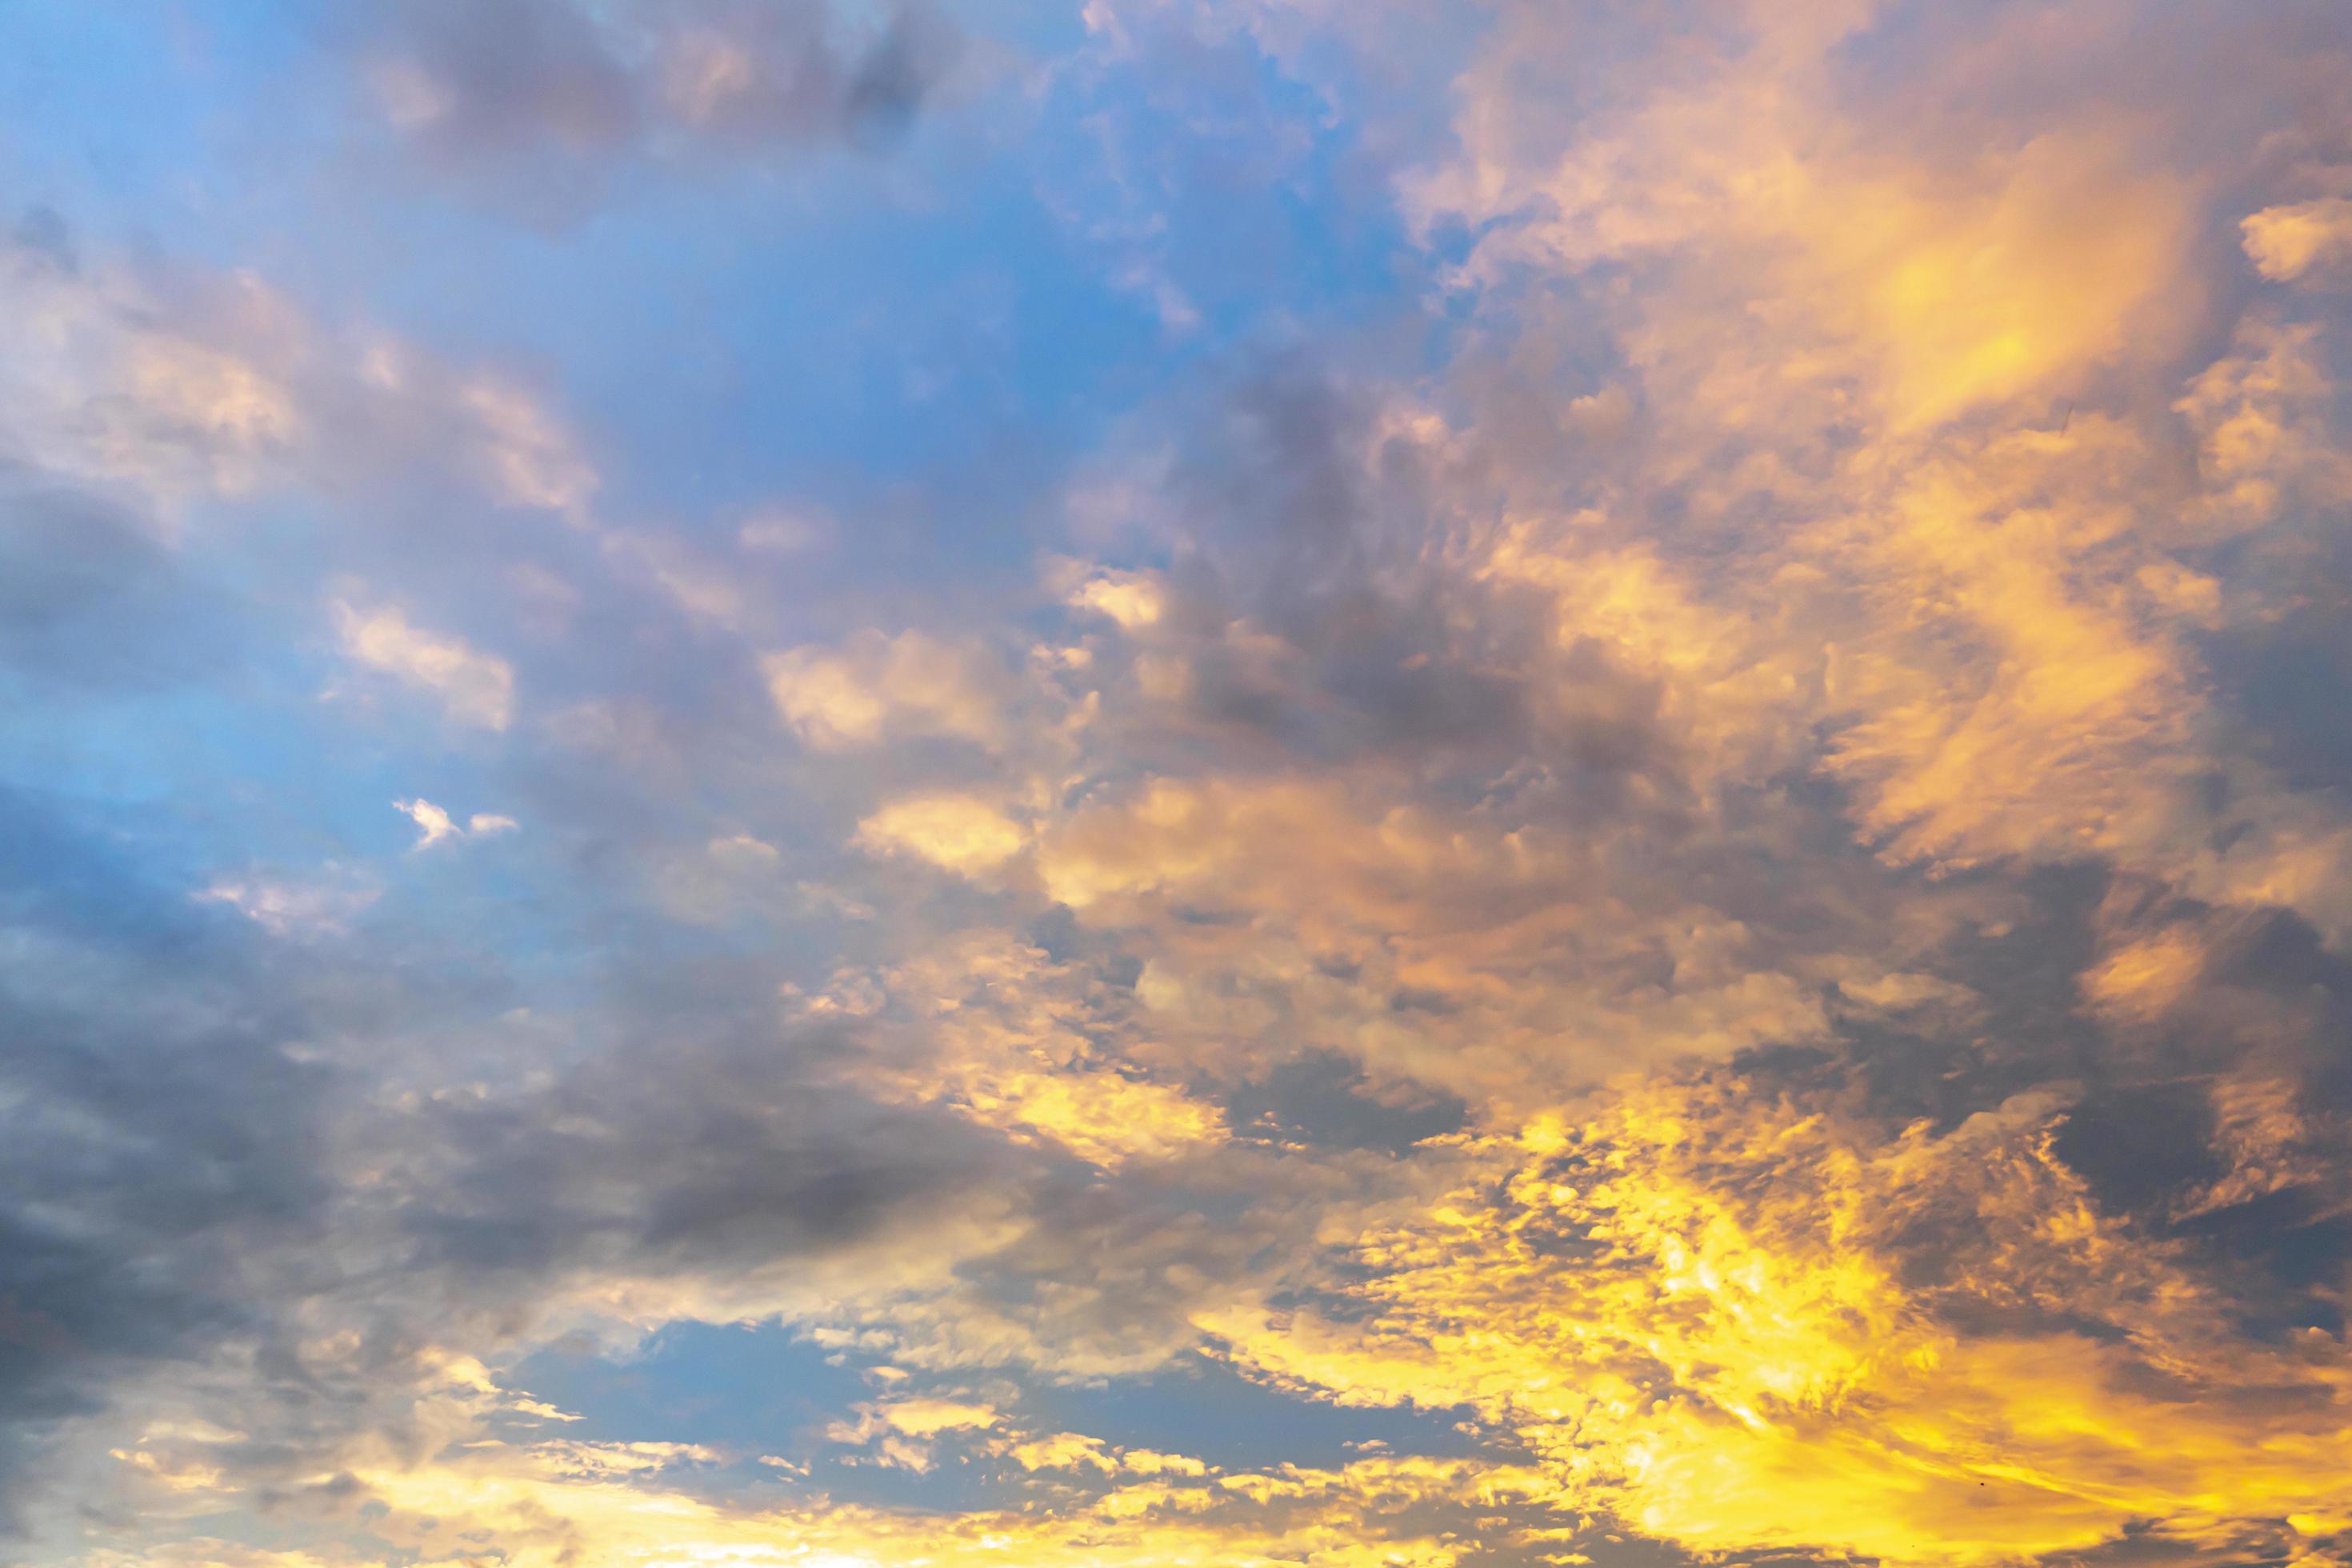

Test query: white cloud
[335,599,516,730]
[396,798,518,850]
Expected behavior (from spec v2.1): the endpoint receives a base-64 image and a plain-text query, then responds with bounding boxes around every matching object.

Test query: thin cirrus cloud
[4,2,2352,1568]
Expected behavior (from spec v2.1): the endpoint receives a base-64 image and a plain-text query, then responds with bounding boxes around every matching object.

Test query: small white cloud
[335,599,515,730]
[510,1398,582,1423]
[397,799,518,850]
[396,798,460,849]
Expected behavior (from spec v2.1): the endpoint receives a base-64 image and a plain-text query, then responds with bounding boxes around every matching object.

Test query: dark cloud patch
[343,0,963,218]
[0,788,1014,1534]
[367,0,635,160]
[1229,1050,1467,1155]
[390,1029,1001,1286]
[0,792,338,1529]
[2198,544,2352,795]
[2174,1186,2352,1308]
[1120,363,1673,789]
[0,474,247,692]
[838,7,959,149]
[2050,1081,2226,1217]
[1804,862,2114,1131]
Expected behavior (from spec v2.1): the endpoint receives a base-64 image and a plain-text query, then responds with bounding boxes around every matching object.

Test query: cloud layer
[6,2,2352,1566]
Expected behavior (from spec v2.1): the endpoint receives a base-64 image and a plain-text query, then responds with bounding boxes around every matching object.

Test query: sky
[6,2,2352,1566]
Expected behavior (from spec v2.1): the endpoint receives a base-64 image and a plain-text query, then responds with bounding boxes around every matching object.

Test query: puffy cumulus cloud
[0,230,300,508]
[822,1394,1002,1470]
[1409,26,2197,427]
[766,629,1008,751]
[1017,763,1985,1119]
[1055,560,1168,631]
[2246,197,2352,284]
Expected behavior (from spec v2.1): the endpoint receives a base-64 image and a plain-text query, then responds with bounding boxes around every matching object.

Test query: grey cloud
[1090,363,1667,787]
[0,474,249,692]
[366,0,636,160]
[0,792,339,1529]
[0,796,1019,1542]
[384,1019,1004,1287]
[1227,1049,1467,1155]
[2051,1081,2226,1216]
[346,0,962,218]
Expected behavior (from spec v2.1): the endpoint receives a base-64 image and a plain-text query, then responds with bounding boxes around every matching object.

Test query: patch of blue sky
[505,1320,872,1468]
[4,0,1435,571]
[510,1318,1487,1505]
[0,3,328,262]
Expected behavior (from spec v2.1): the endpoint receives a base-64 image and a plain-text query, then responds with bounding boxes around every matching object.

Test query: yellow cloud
[815,931,1226,1164]
[2080,925,2206,1024]
[2243,197,2352,283]
[854,793,1027,875]
[1203,1076,2352,1566]
[766,630,1003,750]
[298,1440,1572,1568]
[1066,567,1166,630]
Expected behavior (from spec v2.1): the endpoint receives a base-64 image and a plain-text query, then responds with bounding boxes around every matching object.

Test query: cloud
[854,792,1027,876]
[1205,1071,2352,1567]
[334,600,516,730]
[223,1438,1578,1568]
[196,870,379,938]
[0,477,246,692]
[394,798,517,850]
[348,0,964,220]
[2245,197,2352,283]
[767,629,1006,751]
[1062,566,1166,630]
[0,210,610,530]
[394,796,459,848]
